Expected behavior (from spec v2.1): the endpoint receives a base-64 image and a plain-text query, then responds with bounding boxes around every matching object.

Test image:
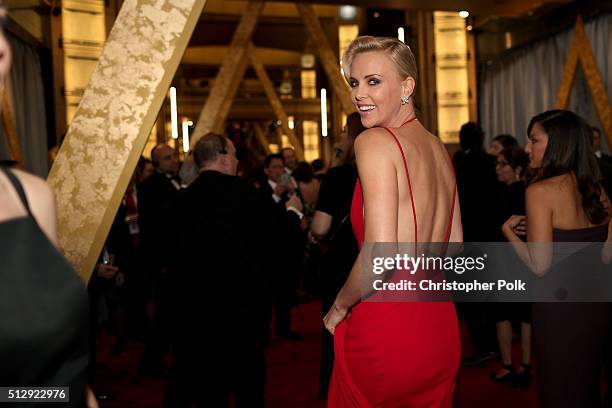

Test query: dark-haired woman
[490,146,532,386]
[489,134,519,156]
[503,110,610,407]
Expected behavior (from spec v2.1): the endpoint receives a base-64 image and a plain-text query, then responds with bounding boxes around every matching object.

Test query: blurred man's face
[154,145,180,175]
[224,139,239,176]
[265,158,285,183]
[142,162,154,181]
[282,149,297,171]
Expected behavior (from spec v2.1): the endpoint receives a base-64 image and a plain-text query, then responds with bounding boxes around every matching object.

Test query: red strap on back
[382,127,418,244]
[382,127,458,245]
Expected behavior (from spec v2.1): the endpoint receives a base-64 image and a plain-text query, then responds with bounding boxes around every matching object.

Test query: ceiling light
[339,5,357,21]
[397,27,405,43]
[459,10,469,18]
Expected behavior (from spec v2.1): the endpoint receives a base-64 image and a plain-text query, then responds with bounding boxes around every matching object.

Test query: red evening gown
[327,127,461,407]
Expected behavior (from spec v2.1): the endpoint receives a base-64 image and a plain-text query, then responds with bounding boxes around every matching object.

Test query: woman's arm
[502,183,553,276]
[323,129,398,333]
[449,188,464,243]
[311,211,333,241]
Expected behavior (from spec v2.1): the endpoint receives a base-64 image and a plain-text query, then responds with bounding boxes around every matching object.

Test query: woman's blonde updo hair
[342,36,418,91]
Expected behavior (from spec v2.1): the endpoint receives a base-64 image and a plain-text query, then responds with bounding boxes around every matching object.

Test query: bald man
[137,143,182,376]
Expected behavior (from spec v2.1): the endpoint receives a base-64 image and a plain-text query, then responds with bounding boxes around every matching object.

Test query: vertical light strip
[398,27,405,43]
[182,120,190,152]
[320,88,328,137]
[170,86,179,139]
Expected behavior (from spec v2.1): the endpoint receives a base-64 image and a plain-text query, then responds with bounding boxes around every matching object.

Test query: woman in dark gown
[490,145,532,386]
[311,112,365,398]
[503,110,611,407]
[0,3,93,405]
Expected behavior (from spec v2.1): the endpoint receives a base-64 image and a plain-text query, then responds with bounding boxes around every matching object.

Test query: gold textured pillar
[192,1,264,143]
[211,53,250,135]
[555,16,612,145]
[247,43,304,160]
[297,3,355,115]
[47,0,207,281]
[252,122,271,154]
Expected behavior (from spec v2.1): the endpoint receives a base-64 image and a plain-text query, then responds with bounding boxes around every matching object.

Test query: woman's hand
[503,215,527,238]
[95,264,119,279]
[323,303,348,335]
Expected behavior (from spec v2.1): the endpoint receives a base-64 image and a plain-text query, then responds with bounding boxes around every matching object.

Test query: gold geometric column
[192,1,264,143]
[555,16,612,146]
[247,42,304,160]
[298,3,355,115]
[252,122,271,154]
[48,0,207,281]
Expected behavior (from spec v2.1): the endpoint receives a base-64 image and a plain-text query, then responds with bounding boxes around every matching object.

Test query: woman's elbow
[531,263,551,277]
[311,213,332,240]
[311,229,328,241]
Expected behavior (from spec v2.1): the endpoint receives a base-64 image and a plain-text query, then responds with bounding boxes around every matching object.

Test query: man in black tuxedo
[137,143,182,375]
[259,153,305,340]
[164,133,301,407]
[139,143,182,237]
[452,122,500,366]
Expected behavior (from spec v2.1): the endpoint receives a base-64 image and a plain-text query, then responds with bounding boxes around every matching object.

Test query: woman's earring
[401,95,409,105]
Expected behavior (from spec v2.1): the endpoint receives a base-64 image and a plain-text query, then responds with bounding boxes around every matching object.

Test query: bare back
[536,174,610,230]
[356,122,461,245]
[391,123,459,242]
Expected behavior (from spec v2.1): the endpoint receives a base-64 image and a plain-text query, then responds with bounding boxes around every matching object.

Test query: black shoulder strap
[0,166,33,216]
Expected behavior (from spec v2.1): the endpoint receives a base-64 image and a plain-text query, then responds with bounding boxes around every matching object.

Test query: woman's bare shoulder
[354,127,397,152]
[525,179,557,202]
[11,169,55,203]
[11,169,59,244]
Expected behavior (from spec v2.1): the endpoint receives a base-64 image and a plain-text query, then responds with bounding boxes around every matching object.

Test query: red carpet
[95,301,538,407]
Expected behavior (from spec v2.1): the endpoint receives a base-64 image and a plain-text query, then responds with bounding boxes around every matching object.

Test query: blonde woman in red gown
[323,36,463,407]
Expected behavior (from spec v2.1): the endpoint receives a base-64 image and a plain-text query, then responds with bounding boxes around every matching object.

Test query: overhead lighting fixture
[504,32,513,49]
[373,11,380,18]
[169,87,178,139]
[397,27,405,43]
[339,5,357,21]
[181,120,192,152]
[288,116,295,130]
[320,88,328,137]
[466,25,473,31]
[459,10,469,18]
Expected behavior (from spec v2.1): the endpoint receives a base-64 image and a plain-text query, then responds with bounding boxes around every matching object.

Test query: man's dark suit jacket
[137,171,181,273]
[453,149,500,242]
[138,171,180,236]
[257,181,305,277]
[167,171,278,353]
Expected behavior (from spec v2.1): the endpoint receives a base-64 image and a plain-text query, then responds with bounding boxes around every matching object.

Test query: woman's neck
[384,105,417,128]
